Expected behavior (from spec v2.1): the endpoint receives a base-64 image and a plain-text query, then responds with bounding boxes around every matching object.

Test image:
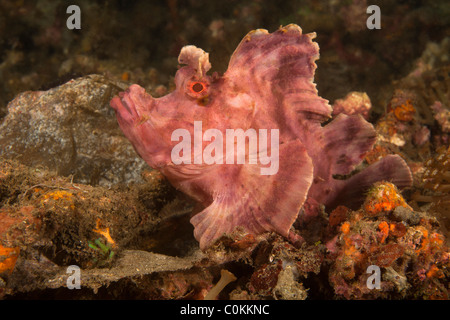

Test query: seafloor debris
[0,156,448,299]
[332,91,372,120]
[412,146,450,236]
[204,269,237,300]
[0,158,197,296]
[328,182,449,299]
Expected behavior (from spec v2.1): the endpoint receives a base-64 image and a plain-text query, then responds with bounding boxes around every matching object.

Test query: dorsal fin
[225,25,331,138]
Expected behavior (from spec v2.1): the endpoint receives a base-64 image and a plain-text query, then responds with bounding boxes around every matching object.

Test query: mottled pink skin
[111,25,412,249]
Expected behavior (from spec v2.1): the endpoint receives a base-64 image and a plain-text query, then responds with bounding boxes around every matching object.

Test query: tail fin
[326,155,413,210]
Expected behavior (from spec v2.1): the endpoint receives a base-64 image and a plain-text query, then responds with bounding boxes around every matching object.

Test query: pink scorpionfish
[111,24,412,249]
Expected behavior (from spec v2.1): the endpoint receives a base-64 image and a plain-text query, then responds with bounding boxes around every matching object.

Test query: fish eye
[189,81,207,95]
[186,78,210,99]
[191,82,204,93]
[185,79,210,101]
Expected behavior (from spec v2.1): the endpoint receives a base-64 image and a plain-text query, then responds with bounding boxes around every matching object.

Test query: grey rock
[0,75,147,186]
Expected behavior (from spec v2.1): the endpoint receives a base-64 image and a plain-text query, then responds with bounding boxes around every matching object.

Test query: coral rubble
[328,182,449,299]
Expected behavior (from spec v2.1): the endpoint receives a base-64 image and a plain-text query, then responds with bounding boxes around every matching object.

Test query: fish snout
[110,84,152,125]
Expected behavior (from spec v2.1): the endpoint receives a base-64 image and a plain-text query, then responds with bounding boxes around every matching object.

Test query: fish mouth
[110,84,152,125]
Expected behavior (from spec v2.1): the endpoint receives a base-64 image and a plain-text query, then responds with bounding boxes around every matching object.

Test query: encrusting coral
[0,244,20,275]
[111,24,412,250]
[328,181,450,299]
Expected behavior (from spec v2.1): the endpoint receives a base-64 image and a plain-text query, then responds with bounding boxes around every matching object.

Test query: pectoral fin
[190,139,314,249]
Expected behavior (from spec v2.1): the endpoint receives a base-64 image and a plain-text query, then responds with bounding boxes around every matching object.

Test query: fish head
[110,45,255,171]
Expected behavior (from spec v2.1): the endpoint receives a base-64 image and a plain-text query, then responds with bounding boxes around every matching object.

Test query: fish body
[111,25,412,249]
